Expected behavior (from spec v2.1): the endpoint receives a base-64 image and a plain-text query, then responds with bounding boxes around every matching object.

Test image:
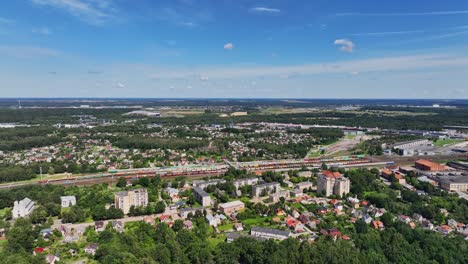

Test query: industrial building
[392,139,432,150]
[415,160,446,171]
[114,188,148,214]
[438,176,468,192]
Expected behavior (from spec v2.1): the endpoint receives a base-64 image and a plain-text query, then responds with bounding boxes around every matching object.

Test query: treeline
[114,135,209,150]
[0,127,63,151]
[0,165,36,182]
[287,127,344,139]
[151,108,468,130]
[0,108,130,124]
[3,215,467,263]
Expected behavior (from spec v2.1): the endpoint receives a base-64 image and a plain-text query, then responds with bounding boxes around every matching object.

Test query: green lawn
[218,224,233,231]
[207,235,225,248]
[434,139,463,147]
[241,216,270,225]
[0,208,11,219]
[0,239,7,251]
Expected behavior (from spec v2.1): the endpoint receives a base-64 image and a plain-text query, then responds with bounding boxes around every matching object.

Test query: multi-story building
[295,182,313,190]
[233,177,259,190]
[219,200,245,215]
[114,188,148,214]
[252,182,280,197]
[317,171,350,197]
[192,179,226,189]
[193,187,211,207]
[12,198,35,219]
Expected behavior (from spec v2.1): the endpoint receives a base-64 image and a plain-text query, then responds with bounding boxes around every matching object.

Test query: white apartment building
[12,198,35,219]
[114,188,148,214]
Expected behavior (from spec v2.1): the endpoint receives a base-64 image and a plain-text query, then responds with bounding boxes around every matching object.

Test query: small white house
[60,196,77,208]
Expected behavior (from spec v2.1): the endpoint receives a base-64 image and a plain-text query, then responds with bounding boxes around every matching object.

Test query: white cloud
[200,76,209,81]
[350,30,424,36]
[115,82,125,89]
[0,17,14,25]
[224,43,234,50]
[156,7,212,28]
[0,45,60,58]
[32,26,52,35]
[180,22,197,27]
[334,39,355,53]
[250,7,281,13]
[30,0,117,25]
[146,53,468,80]
[336,10,468,17]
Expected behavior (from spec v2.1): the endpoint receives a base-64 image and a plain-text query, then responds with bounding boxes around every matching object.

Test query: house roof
[251,226,290,237]
[322,170,342,178]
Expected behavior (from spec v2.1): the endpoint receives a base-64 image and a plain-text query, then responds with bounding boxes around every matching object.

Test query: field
[434,139,463,147]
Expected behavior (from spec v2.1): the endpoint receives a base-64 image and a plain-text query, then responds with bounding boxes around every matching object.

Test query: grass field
[241,216,271,225]
[0,208,10,219]
[434,139,463,147]
[207,235,225,248]
[218,224,233,231]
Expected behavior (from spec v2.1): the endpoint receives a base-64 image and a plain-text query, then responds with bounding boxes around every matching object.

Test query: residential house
[372,220,385,230]
[362,214,373,224]
[184,220,193,230]
[45,254,60,264]
[206,213,226,227]
[250,226,291,240]
[40,228,53,239]
[412,213,424,223]
[95,221,105,232]
[438,225,453,236]
[84,243,98,255]
[112,221,124,233]
[234,223,244,231]
[398,215,411,224]
[60,196,77,208]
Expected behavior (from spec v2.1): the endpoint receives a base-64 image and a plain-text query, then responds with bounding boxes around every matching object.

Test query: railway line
[0,154,464,190]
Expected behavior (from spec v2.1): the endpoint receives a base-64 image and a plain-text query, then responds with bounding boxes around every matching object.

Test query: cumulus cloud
[224,43,234,50]
[250,7,280,13]
[334,39,355,53]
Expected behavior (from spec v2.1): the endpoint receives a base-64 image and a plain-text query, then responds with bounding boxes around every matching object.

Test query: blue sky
[0,0,467,98]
